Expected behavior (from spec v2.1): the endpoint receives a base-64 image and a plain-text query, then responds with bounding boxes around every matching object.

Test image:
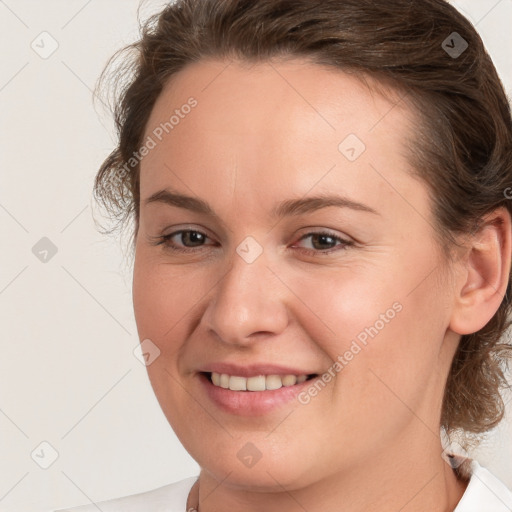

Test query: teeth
[247,375,266,391]
[282,375,297,386]
[220,373,230,388]
[210,372,310,391]
[229,376,247,391]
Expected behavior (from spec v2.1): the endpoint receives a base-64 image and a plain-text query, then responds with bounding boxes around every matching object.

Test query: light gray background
[0,1,511,511]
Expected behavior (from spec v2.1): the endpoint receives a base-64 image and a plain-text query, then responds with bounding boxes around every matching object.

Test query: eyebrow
[144,188,379,218]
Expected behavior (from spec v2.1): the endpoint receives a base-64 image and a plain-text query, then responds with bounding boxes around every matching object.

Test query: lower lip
[199,373,316,416]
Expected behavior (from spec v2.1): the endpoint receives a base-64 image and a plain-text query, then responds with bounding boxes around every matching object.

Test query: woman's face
[133,58,460,489]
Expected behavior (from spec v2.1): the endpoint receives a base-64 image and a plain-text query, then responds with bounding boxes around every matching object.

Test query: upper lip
[199,363,318,378]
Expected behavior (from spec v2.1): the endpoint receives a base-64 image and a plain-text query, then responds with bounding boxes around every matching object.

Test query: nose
[201,244,289,346]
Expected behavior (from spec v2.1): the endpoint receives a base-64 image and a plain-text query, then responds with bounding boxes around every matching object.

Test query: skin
[132,58,511,512]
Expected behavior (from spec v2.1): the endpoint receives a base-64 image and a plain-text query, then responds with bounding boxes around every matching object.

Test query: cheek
[363,287,448,433]
[132,249,207,343]
[287,262,405,360]
[289,253,449,418]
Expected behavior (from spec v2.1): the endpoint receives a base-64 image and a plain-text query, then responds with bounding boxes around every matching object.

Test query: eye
[292,230,353,255]
[154,229,215,253]
[150,228,353,256]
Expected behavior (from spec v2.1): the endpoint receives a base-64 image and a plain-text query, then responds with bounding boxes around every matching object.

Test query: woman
[57,0,512,510]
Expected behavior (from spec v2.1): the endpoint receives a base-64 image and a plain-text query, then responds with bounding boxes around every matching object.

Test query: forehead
[145,57,412,135]
[139,58,421,219]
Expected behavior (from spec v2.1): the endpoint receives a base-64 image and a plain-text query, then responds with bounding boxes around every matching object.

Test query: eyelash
[152,229,354,255]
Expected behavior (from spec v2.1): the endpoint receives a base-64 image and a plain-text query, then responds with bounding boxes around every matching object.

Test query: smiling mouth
[202,371,318,391]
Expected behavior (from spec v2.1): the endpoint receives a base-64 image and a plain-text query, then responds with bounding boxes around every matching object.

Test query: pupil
[185,231,204,246]
[313,234,334,250]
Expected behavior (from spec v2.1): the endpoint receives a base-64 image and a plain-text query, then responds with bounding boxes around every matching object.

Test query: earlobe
[449,207,512,336]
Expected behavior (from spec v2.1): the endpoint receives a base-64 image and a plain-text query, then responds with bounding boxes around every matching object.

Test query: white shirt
[54,460,512,511]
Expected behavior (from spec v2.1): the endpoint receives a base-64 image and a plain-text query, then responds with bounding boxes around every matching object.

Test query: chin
[187,436,320,491]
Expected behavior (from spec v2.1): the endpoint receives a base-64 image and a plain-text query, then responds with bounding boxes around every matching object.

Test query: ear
[449,207,512,335]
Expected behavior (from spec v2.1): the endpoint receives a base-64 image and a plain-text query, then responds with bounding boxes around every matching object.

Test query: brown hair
[94,0,512,441]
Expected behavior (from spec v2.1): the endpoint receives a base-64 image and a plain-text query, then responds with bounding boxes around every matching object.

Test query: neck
[190,431,468,512]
